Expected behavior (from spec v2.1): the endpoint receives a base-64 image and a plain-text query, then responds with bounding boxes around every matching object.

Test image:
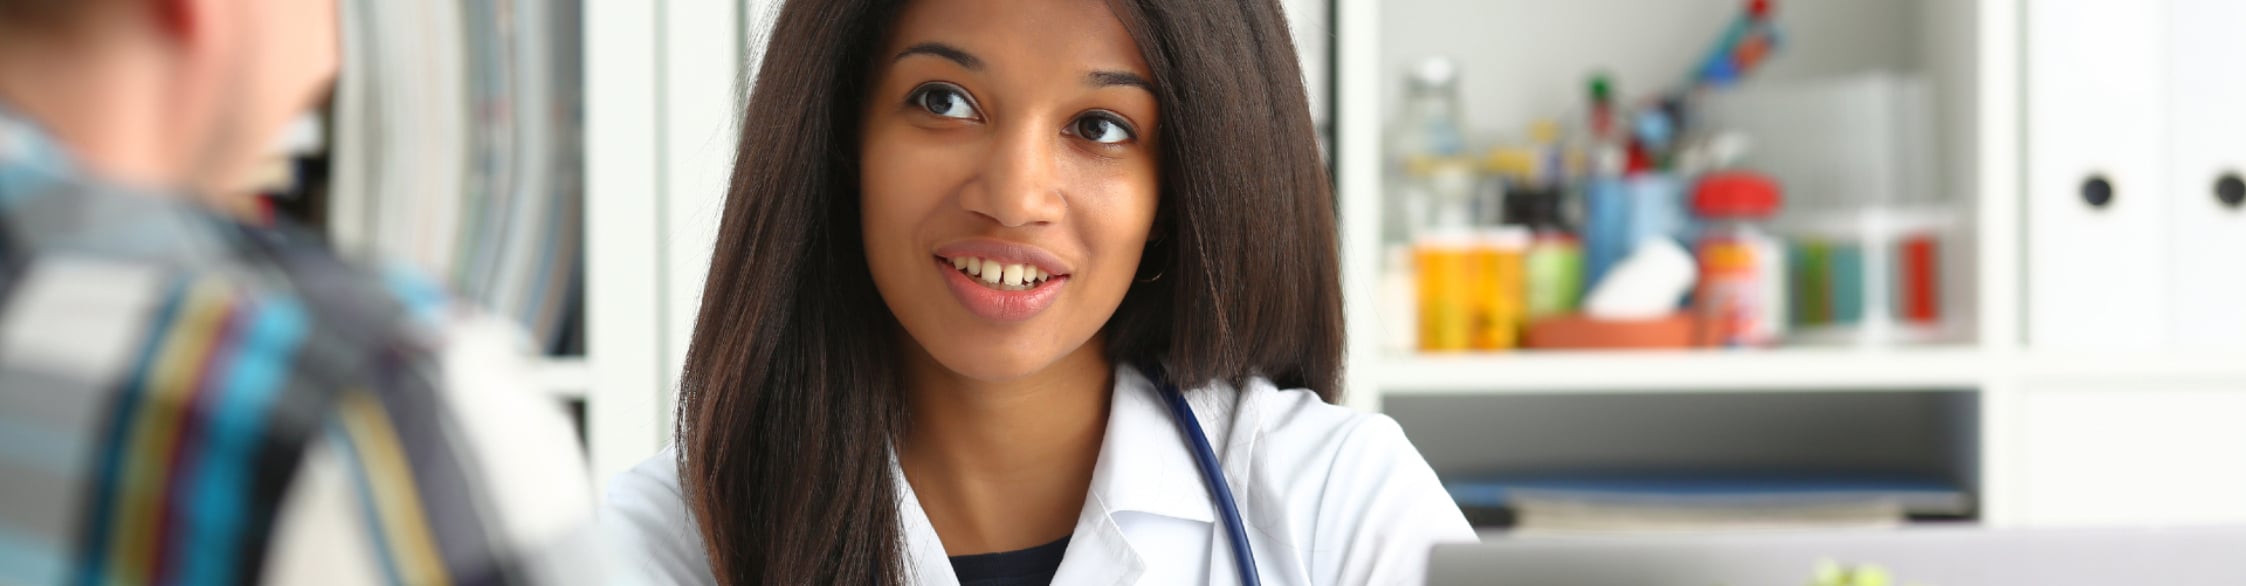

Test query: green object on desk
[1809,559,1898,586]
[1792,240,1832,326]
[1524,238,1583,320]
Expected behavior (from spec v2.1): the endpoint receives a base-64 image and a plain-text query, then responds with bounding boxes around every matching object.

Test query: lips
[932,240,1072,322]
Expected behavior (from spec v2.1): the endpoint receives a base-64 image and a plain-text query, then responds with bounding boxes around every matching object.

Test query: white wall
[1379,0,1923,141]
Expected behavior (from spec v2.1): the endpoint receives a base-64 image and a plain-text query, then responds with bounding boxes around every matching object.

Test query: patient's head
[0,0,338,198]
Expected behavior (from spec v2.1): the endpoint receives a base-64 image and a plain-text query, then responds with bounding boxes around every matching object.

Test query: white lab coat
[599,365,1477,585]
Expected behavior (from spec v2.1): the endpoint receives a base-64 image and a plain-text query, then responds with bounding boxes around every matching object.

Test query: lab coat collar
[895,455,1152,586]
[891,364,1263,585]
[1090,363,1233,524]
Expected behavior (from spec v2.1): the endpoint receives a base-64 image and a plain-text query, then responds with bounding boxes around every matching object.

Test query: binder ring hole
[2081,175,2115,210]
[2217,173,2244,209]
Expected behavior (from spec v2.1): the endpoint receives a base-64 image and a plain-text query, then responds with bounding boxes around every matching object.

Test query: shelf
[2012,353,2246,386]
[1374,346,1988,394]
[531,357,589,401]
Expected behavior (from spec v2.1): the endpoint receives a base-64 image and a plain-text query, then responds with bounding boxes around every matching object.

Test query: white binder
[2026,0,2170,350]
[2168,0,2246,351]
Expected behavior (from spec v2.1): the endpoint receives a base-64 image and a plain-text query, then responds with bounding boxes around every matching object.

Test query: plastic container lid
[1411,57,1458,89]
[1484,148,1538,180]
[1479,225,1533,250]
[1692,170,1783,218]
[1529,119,1562,145]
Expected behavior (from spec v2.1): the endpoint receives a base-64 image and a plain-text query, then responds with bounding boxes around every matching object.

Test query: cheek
[858,125,954,278]
[1071,161,1162,300]
[303,1,342,88]
[257,0,339,105]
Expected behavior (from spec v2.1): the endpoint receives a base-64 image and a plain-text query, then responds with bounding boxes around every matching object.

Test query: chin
[907,314,1109,383]
[919,337,1074,383]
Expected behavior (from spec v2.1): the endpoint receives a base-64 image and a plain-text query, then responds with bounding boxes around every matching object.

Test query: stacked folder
[331,0,584,353]
[1445,471,1970,533]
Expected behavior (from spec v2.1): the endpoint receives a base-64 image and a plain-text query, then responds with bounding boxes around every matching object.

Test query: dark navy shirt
[949,536,1071,586]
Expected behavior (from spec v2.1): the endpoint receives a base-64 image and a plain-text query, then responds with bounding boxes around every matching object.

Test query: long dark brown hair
[675,0,1340,583]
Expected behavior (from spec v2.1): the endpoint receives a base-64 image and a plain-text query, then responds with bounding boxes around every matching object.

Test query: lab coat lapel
[893,453,960,585]
[1047,365,1211,584]
[1047,490,1145,585]
[1090,365,1221,523]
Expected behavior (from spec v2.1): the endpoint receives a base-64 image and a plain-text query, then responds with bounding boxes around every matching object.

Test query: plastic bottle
[1388,59,1475,354]
[1690,171,1787,347]
[1469,226,1531,351]
[1509,187,1584,322]
[1385,58,1470,249]
[1416,228,1475,352]
[1581,74,1632,292]
[1582,151,1630,292]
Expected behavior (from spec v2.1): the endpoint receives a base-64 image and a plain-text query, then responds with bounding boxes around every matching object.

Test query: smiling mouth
[941,255,1062,291]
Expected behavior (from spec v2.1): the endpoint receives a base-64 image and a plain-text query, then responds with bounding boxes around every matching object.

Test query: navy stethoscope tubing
[1151,367,1262,586]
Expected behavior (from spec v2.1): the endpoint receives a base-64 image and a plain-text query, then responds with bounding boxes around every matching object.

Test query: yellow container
[1468,228,1531,351]
[1416,233,1474,352]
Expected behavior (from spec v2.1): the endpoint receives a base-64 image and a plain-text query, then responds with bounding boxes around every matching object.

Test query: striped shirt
[0,106,598,585]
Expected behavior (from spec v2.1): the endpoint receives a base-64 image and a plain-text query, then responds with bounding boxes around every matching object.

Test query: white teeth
[947,255,1057,289]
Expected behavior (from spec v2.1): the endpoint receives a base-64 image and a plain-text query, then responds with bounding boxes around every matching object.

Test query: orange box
[1524,313,1696,350]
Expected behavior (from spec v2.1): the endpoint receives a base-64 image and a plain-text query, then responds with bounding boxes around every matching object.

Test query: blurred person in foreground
[0,1,596,584]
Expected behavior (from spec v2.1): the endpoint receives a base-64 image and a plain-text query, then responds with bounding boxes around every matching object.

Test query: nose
[960,124,1067,228]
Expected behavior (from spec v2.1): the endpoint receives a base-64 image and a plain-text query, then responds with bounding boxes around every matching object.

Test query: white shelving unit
[1341,0,2246,530]
[1337,0,2004,409]
[1374,347,1988,395]
[1375,348,2246,398]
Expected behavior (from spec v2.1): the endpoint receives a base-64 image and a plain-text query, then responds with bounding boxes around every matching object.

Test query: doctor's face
[859,0,1162,383]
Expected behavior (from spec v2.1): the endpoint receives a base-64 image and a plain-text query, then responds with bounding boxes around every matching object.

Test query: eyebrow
[1089,71,1155,94]
[893,41,1154,94]
[894,42,982,70]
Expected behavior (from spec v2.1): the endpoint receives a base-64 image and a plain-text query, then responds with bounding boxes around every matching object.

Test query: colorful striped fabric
[333,388,451,586]
[0,105,597,585]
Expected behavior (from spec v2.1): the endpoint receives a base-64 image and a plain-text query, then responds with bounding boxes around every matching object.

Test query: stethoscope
[1149,366,1262,586]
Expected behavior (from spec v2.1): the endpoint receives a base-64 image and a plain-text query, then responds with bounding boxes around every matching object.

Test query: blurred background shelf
[1377,350,2246,396]
[2012,354,2246,385]
[1339,0,2244,534]
[1376,346,1987,395]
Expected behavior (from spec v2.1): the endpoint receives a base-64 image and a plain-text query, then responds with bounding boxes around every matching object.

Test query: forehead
[882,0,1150,79]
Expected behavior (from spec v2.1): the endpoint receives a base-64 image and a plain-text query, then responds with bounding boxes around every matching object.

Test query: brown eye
[1069,112,1134,144]
[911,83,979,120]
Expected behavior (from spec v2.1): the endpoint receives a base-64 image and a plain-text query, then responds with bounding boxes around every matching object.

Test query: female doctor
[600,0,1477,583]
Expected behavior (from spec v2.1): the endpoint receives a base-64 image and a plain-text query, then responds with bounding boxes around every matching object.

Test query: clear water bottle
[1385,57,1470,249]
